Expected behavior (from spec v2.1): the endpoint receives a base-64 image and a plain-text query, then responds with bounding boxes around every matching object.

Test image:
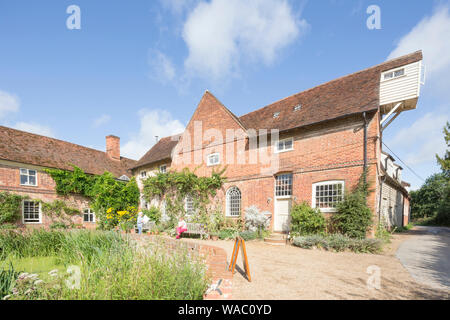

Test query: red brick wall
[0,162,96,229]
[168,93,382,232]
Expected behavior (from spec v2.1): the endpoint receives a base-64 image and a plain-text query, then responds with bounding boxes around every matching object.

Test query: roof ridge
[0,125,136,162]
[239,50,422,119]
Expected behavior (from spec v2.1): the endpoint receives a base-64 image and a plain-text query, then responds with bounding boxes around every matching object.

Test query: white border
[207,153,220,166]
[22,200,42,224]
[20,168,38,187]
[275,137,294,154]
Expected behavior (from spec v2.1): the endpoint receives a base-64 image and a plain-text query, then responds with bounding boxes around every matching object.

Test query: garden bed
[0,229,208,300]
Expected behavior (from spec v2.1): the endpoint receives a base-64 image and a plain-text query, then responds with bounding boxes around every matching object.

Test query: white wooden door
[274,198,292,232]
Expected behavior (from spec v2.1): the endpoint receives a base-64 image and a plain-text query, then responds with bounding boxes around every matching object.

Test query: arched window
[226,187,241,217]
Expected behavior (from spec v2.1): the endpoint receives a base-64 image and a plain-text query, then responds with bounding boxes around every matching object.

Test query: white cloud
[387,6,450,94]
[93,114,111,128]
[388,112,448,166]
[122,109,185,160]
[13,122,55,138]
[0,90,20,119]
[148,50,177,84]
[181,0,308,80]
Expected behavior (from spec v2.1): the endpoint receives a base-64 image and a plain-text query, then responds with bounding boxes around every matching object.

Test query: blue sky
[0,0,449,190]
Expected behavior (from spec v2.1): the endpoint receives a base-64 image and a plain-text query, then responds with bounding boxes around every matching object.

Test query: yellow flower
[107,208,112,214]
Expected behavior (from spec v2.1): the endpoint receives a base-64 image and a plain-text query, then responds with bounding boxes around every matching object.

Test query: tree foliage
[436,121,450,177]
[410,173,447,219]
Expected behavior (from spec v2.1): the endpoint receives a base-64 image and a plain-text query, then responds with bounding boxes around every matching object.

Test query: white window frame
[207,153,220,166]
[184,195,194,216]
[312,180,345,213]
[22,200,41,224]
[20,168,38,187]
[381,67,406,82]
[275,173,293,199]
[160,165,167,173]
[226,187,241,217]
[83,209,96,223]
[275,138,294,153]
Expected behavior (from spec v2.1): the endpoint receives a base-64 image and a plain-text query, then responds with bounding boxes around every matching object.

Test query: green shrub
[290,202,326,236]
[375,221,392,243]
[0,223,17,230]
[239,230,258,241]
[219,228,238,240]
[292,234,382,254]
[332,175,373,239]
[50,222,70,230]
[142,206,162,224]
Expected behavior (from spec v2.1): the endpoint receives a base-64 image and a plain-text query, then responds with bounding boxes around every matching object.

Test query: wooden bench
[183,223,207,238]
[135,221,156,233]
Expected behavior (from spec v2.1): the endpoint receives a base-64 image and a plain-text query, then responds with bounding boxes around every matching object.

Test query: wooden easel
[228,236,251,282]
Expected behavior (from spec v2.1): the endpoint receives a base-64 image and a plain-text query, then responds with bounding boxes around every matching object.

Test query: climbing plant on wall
[142,167,226,229]
[0,191,24,224]
[45,166,140,229]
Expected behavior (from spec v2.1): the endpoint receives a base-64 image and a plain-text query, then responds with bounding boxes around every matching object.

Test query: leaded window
[275,174,293,197]
[226,187,241,217]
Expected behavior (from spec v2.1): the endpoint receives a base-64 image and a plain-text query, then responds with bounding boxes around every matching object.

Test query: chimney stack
[106,135,120,161]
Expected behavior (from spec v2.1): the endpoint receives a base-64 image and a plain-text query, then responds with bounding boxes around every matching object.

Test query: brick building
[0,128,135,228]
[132,51,423,232]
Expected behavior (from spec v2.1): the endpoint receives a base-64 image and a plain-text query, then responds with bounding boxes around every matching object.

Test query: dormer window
[293,104,302,111]
[273,112,280,118]
[207,153,220,166]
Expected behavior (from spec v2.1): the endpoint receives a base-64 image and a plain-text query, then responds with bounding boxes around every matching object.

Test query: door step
[264,233,288,245]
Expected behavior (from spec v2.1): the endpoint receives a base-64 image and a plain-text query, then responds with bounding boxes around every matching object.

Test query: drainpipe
[363,112,368,183]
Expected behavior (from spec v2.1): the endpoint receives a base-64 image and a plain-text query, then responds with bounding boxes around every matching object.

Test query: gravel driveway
[396,226,450,292]
[185,233,448,300]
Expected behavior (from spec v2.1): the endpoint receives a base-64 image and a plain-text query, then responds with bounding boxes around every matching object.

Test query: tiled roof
[238,51,423,131]
[134,51,423,168]
[130,135,181,170]
[0,126,136,177]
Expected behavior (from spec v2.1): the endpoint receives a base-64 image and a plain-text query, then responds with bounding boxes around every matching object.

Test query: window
[140,171,147,179]
[383,68,405,81]
[275,174,293,197]
[20,168,37,186]
[312,181,344,212]
[275,138,294,153]
[160,165,167,173]
[185,195,194,216]
[207,153,220,166]
[140,196,148,210]
[226,187,241,217]
[293,104,302,111]
[23,201,41,223]
[83,209,95,223]
[273,112,280,118]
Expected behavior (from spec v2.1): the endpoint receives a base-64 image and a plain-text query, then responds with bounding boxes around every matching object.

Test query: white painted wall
[380,61,422,106]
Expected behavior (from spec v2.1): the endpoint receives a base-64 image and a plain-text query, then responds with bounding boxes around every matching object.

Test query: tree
[436,122,450,177]
[410,173,447,219]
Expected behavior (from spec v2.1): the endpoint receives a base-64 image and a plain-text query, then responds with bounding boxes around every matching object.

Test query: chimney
[106,135,120,161]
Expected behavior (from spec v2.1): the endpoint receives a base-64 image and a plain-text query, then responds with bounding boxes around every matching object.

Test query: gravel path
[396,226,450,292]
[184,233,448,300]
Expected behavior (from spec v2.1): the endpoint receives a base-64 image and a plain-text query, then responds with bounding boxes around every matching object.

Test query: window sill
[20,184,38,187]
[275,148,294,154]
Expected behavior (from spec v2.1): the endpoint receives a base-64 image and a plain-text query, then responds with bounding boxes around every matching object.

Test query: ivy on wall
[142,167,226,229]
[0,192,24,224]
[45,166,140,229]
[40,200,80,226]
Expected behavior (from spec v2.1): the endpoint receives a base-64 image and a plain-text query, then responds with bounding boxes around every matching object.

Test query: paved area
[396,226,450,292]
[185,232,449,300]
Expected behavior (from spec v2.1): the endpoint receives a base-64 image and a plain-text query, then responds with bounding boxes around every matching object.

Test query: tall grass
[0,230,209,300]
